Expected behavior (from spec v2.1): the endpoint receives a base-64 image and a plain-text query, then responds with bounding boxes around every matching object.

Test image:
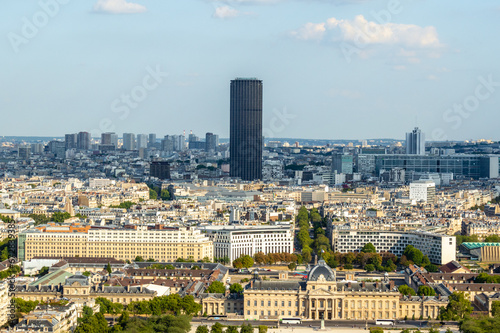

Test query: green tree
[196,326,209,333]
[425,264,439,272]
[225,326,239,333]
[258,325,268,333]
[485,235,500,242]
[365,264,375,272]
[149,188,158,200]
[160,189,170,201]
[301,248,312,264]
[82,271,91,277]
[28,214,50,226]
[240,323,253,333]
[403,245,424,266]
[492,301,500,317]
[438,292,473,320]
[288,262,297,271]
[229,283,243,294]
[211,322,224,333]
[233,255,254,269]
[51,212,71,223]
[398,285,416,296]
[38,266,49,277]
[417,285,436,296]
[206,281,226,294]
[106,262,112,275]
[134,256,144,262]
[361,243,377,253]
[13,298,39,314]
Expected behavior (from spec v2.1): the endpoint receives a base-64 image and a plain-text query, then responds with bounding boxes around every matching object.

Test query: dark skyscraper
[230,78,263,181]
[150,161,171,180]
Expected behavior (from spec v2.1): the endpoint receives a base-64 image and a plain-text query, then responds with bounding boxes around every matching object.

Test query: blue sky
[1,0,499,141]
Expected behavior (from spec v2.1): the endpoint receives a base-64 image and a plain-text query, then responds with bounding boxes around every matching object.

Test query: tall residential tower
[406,127,425,155]
[230,78,263,181]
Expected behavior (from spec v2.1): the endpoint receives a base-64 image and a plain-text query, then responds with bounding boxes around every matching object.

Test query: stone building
[198,260,450,321]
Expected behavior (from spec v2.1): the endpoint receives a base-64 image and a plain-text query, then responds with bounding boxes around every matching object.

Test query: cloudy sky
[1,0,499,141]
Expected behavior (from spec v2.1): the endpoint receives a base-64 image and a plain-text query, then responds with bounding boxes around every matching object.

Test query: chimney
[348,282,351,288]
[375,282,379,289]
[225,288,230,297]
[389,281,395,290]
[250,280,254,288]
[362,281,366,288]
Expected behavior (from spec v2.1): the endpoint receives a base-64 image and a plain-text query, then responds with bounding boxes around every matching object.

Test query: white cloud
[93,0,147,14]
[290,23,326,40]
[393,65,406,71]
[293,15,441,48]
[213,6,240,18]
[427,74,438,81]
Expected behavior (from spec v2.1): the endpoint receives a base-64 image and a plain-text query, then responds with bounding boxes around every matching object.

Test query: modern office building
[205,132,219,152]
[409,180,436,203]
[357,154,499,180]
[77,132,91,150]
[230,78,263,181]
[150,161,171,180]
[123,133,136,150]
[406,127,426,155]
[332,153,353,174]
[200,225,293,263]
[18,224,213,262]
[331,229,456,264]
[64,133,77,150]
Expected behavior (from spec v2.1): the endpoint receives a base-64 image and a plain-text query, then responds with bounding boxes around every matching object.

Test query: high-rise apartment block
[122,133,136,151]
[65,134,77,150]
[406,127,425,155]
[136,134,148,149]
[205,132,219,152]
[77,132,91,150]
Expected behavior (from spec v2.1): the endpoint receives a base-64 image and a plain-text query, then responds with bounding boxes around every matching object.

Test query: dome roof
[308,260,335,282]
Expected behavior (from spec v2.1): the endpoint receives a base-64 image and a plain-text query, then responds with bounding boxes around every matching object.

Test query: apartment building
[200,225,294,262]
[18,224,213,262]
[331,229,456,265]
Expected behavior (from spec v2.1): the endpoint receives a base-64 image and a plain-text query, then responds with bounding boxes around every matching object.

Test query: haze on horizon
[1,0,499,141]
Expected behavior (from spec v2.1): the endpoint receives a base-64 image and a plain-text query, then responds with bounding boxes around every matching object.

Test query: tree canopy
[206,281,226,294]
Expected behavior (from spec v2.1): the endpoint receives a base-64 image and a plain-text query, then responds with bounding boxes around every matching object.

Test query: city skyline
[1,1,500,140]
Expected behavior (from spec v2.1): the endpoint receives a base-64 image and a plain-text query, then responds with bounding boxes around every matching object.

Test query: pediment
[307,288,337,296]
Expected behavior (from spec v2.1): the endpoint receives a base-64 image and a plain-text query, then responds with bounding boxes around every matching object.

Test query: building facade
[150,161,171,180]
[409,180,436,203]
[201,226,293,263]
[331,229,456,264]
[230,78,263,181]
[19,225,213,262]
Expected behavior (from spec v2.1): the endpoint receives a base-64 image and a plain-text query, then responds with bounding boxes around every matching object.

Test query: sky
[1,0,499,141]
